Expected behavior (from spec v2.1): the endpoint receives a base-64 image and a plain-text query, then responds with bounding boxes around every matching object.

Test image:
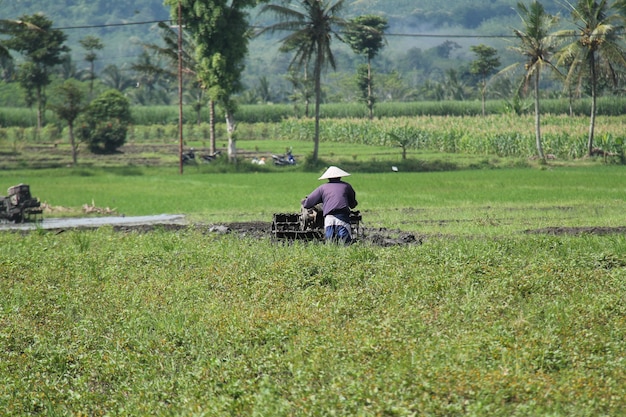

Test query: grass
[2,164,624,235]
[2,142,626,415]
[0,134,523,171]
[2,228,626,415]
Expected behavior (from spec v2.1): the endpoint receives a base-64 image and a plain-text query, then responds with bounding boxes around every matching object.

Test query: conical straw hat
[318,166,351,180]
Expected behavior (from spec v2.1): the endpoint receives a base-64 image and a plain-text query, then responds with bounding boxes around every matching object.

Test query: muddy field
[2,196,625,246]
[200,222,626,242]
[3,214,626,246]
[0,213,423,246]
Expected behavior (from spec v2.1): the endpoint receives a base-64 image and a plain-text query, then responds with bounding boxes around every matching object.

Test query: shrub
[77,90,131,153]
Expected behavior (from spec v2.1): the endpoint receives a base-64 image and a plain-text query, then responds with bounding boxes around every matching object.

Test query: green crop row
[3,96,626,128]
[2,114,625,162]
[85,96,626,124]
[270,115,625,159]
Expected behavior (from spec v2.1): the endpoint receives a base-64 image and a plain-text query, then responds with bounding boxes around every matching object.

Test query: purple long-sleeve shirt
[302,180,358,216]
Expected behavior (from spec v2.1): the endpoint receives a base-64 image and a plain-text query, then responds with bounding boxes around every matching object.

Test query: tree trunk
[481,77,486,117]
[533,70,545,161]
[587,54,597,157]
[304,66,310,118]
[367,57,373,120]
[69,121,77,165]
[226,110,236,163]
[89,61,95,96]
[312,46,322,162]
[209,100,216,155]
[36,87,43,131]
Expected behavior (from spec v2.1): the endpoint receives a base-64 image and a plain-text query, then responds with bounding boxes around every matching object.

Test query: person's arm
[302,187,322,209]
[348,185,358,209]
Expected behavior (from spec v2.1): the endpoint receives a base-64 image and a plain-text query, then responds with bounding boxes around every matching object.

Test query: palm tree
[555,0,626,157]
[502,1,561,161]
[280,32,314,117]
[100,64,135,92]
[260,0,348,162]
[443,68,467,101]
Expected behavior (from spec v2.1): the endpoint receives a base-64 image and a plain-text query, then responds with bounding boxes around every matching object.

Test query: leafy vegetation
[2,1,626,167]
[2,4,625,413]
[76,89,131,153]
[48,79,86,164]
[260,0,351,162]
[3,13,69,129]
[0,0,616,114]
[1,113,625,170]
[1,164,626,415]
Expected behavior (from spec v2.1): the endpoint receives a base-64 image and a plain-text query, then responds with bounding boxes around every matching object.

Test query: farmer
[302,166,358,244]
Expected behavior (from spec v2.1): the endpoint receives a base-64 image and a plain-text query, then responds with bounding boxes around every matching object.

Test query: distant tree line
[1,0,626,163]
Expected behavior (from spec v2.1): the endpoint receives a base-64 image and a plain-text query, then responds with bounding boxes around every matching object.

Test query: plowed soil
[111,221,626,246]
[4,214,626,246]
[114,221,425,247]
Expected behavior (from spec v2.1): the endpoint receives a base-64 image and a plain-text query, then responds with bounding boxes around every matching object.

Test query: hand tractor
[271,204,362,241]
[0,184,42,223]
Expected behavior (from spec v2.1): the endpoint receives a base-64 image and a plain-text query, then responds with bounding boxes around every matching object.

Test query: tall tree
[48,80,86,165]
[555,0,626,157]
[79,35,104,96]
[502,1,561,161]
[469,44,500,116]
[260,0,348,162]
[0,19,40,60]
[344,14,388,120]
[168,0,261,163]
[5,13,69,130]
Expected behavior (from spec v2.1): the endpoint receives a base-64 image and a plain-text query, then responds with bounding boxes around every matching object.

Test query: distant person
[302,166,358,244]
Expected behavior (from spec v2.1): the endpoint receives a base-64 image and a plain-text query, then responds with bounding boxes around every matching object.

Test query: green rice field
[1,121,626,415]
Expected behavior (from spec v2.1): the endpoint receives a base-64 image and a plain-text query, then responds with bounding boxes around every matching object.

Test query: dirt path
[0,214,186,231]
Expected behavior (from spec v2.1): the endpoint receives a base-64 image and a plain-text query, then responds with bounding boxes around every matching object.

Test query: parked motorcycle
[272,150,296,166]
[182,148,196,165]
[201,150,222,163]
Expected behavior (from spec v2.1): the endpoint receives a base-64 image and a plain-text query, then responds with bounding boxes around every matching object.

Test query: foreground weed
[1,230,626,415]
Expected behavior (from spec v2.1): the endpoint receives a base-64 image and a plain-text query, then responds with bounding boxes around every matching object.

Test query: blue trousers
[325,225,352,245]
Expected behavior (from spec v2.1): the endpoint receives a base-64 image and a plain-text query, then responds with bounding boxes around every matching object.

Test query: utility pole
[177,0,184,175]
